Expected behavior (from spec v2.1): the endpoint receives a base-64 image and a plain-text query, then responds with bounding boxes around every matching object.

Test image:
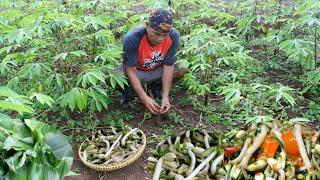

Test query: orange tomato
[256,134,279,159]
[282,130,300,155]
[281,130,304,167]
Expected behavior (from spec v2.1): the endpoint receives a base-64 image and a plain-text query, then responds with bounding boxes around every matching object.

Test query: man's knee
[173,68,187,80]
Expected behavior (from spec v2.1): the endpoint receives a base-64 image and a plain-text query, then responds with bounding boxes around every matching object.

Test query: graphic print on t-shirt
[142,51,164,69]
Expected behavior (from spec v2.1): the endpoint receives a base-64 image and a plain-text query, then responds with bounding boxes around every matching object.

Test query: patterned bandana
[148,9,173,33]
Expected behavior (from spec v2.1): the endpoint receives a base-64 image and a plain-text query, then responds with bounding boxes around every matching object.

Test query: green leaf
[99,99,108,110]
[55,157,77,179]
[24,119,42,133]
[87,74,97,86]
[44,74,54,87]
[12,121,33,145]
[4,151,23,172]
[0,100,33,113]
[27,162,59,180]
[91,18,98,30]
[0,86,17,98]
[246,115,274,124]
[5,164,28,180]
[30,93,55,107]
[89,71,106,83]
[289,118,310,124]
[44,132,73,159]
[3,136,33,151]
[0,46,13,55]
[93,86,107,97]
[0,113,14,131]
[56,74,64,88]
[75,89,88,112]
[282,92,296,106]
[54,53,68,61]
[69,50,86,57]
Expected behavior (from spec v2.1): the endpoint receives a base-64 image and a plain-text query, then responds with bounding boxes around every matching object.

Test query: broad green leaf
[5,164,28,180]
[24,119,42,133]
[55,157,77,179]
[27,162,59,180]
[44,132,73,159]
[3,136,33,151]
[41,123,59,136]
[0,101,33,113]
[0,130,7,143]
[0,113,14,131]
[12,122,33,145]
[4,151,23,172]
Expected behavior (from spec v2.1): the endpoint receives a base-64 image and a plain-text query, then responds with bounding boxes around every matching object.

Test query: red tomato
[224,145,240,158]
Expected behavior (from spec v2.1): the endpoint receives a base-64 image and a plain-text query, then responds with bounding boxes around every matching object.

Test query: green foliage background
[0,0,319,125]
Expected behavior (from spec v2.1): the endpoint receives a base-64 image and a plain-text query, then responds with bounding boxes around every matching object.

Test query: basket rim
[78,128,146,171]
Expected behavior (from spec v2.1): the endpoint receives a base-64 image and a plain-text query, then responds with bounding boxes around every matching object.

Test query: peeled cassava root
[148,120,320,180]
[80,126,144,165]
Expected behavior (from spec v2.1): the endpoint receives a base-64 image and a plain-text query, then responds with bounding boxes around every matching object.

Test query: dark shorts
[113,64,180,83]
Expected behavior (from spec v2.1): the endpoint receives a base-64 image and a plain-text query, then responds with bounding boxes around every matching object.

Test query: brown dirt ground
[64,84,319,180]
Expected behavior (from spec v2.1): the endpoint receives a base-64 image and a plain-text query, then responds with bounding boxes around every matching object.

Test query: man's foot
[119,87,133,108]
[150,81,163,99]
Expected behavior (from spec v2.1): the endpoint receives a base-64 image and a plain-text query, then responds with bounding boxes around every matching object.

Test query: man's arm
[160,28,180,114]
[160,64,174,114]
[125,66,160,114]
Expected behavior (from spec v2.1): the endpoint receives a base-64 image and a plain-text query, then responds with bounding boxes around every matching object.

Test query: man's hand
[160,97,171,114]
[142,95,161,114]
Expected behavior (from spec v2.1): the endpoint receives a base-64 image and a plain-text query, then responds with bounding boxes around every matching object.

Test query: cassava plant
[0,0,128,114]
[178,26,252,106]
[218,82,296,121]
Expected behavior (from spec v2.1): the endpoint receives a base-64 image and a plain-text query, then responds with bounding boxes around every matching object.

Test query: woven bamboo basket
[78,129,147,171]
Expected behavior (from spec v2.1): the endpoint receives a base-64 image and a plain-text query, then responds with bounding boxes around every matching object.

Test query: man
[116,9,186,114]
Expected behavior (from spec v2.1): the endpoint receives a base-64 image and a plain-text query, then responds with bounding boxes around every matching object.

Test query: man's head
[146,9,173,46]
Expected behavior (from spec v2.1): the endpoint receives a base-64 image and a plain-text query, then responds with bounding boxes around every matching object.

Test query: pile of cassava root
[148,121,320,180]
[79,126,144,165]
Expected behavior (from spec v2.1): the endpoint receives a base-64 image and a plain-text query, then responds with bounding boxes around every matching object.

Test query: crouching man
[113,9,187,114]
